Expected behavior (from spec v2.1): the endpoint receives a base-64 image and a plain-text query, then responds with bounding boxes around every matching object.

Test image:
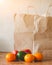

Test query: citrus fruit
[34,52,43,61]
[24,54,35,62]
[17,51,26,61]
[6,53,16,62]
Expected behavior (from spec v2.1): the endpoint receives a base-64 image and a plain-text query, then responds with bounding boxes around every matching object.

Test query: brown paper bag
[14,5,52,60]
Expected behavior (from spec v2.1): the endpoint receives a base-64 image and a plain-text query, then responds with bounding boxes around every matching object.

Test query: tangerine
[6,53,16,62]
[34,52,43,61]
[24,54,35,62]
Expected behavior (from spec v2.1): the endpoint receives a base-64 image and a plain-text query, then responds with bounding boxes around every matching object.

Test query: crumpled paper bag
[14,13,52,60]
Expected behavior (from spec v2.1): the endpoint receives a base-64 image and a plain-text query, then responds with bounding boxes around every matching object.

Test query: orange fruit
[34,52,43,61]
[6,53,16,62]
[24,54,35,62]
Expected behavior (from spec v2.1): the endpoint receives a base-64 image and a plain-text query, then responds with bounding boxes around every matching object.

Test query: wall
[0,0,52,52]
[0,0,14,52]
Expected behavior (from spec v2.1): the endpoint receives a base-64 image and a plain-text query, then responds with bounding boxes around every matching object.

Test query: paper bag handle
[27,6,37,14]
